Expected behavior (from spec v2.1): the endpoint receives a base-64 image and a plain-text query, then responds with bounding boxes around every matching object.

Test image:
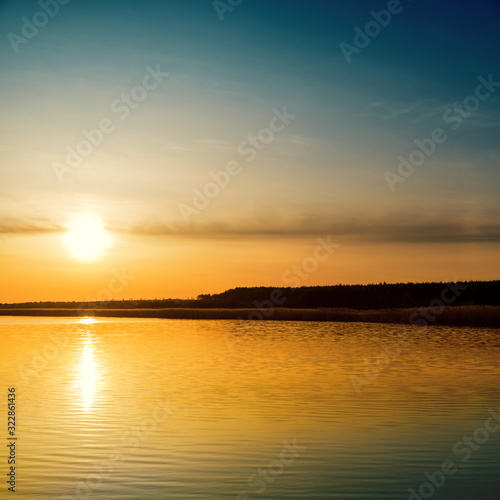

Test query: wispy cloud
[109,217,500,244]
[0,221,63,234]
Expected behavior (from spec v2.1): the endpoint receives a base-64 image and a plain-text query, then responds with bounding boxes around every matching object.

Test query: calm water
[0,317,499,500]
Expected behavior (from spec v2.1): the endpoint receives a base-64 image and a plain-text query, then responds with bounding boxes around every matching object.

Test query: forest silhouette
[2,280,498,310]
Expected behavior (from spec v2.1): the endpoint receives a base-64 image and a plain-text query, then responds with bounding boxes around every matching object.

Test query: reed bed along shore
[0,306,499,328]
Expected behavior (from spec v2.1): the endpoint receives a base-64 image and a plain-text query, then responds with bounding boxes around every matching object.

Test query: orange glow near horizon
[0,229,499,303]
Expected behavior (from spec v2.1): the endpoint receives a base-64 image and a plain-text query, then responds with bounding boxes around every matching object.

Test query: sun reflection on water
[78,317,97,325]
[76,336,99,412]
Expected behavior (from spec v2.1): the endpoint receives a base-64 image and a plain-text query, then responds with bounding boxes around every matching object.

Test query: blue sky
[0,0,499,299]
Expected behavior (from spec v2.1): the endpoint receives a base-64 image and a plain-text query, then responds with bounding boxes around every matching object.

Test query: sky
[0,0,499,302]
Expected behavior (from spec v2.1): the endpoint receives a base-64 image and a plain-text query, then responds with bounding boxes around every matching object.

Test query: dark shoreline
[1,306,499,328]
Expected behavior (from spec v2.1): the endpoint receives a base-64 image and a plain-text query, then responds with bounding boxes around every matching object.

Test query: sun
[63,215,112,261]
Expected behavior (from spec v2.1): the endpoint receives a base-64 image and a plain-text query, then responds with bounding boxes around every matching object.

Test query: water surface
[0,317,499,499]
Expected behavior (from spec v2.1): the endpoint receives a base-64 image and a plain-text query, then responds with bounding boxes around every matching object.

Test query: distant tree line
[196,281,500,309]
[1,281,499,310]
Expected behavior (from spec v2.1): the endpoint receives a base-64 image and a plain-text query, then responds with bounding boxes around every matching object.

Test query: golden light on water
[78,317,97,325]
[76,337,99,412]
[63,215,112,262]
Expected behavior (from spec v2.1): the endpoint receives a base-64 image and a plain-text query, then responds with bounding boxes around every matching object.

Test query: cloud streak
[0,221,63,235]
[110,219,500,244]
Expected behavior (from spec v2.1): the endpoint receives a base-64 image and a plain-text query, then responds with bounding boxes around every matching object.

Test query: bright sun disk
[63,215,112,261]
